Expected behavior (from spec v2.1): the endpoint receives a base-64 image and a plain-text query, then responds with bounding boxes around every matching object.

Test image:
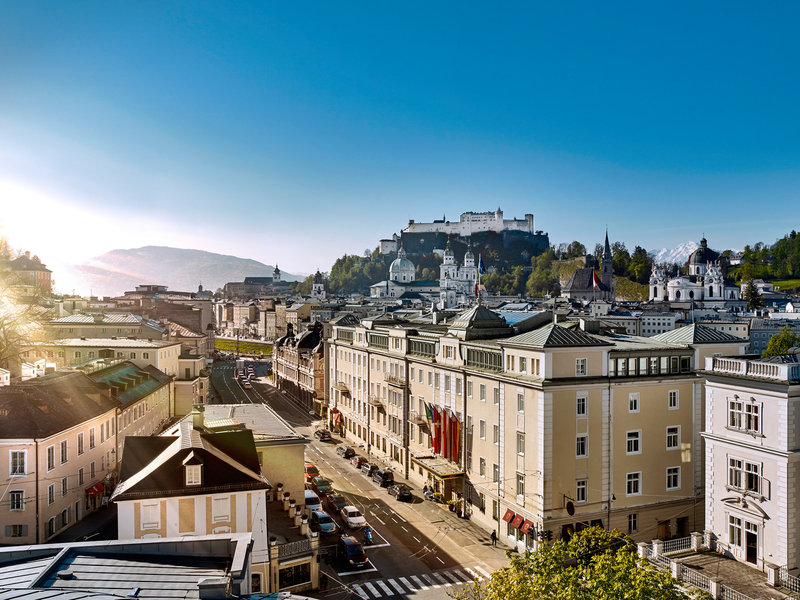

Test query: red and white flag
[592,269,601,290]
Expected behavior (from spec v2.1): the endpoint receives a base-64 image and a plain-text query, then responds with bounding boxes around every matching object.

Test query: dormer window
[186,465,202,486]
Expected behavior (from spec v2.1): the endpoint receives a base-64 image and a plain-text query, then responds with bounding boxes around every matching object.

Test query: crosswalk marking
[376,580,392,595]
[364,581,380,596]
[346,566,488,598]
[399,576,416,590]
[474,565,491,578]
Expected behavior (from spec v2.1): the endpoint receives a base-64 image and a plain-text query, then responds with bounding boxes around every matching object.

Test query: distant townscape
[0,218,799,600]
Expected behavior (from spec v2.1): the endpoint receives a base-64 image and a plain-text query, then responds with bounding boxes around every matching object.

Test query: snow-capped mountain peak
[649,241,699,265]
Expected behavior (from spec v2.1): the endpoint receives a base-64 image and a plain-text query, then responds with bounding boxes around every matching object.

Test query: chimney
[191,405,205,429]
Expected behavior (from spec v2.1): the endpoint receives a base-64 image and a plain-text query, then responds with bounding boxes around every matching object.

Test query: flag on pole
[474,282,479,297]
[431,406,440,454]
[592,268,601,290]
[385,279,389,296]
[478,255,486,275]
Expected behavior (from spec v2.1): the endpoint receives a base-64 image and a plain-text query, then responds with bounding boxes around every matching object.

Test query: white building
[403,208,535,237]
[439,243,479,309]
[369,247,440,299]
[702,353,800,570]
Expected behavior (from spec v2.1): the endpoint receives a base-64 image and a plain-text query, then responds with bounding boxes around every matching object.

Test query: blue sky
[1,2,798,291]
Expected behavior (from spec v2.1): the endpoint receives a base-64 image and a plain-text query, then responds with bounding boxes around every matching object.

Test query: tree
[742,279,764,311]
[763,326,800,358]
[627,246,652,284]
[449,527,707,600]
[611,242,631,276]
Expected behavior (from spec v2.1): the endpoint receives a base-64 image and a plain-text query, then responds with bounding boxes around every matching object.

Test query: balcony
[705,356,800,382]
[384,374,407,388]
[409,411,428,427]
[332,382,350,394]
[368,395,386,410]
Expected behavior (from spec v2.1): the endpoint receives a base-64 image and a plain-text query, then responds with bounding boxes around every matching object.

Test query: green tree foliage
[762,326,800,358]
[290,275,314,296]
[327,251,394,294]
[449,527,707,600]
[611,242,631,277]
[730,231,800,284]
[742,279,764,311]
[628,246,653,284]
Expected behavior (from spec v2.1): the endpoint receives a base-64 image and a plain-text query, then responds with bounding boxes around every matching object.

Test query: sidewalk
[50,504,117,543]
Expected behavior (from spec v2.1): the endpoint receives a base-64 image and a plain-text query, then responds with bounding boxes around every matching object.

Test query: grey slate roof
[563,268,609,293]
[50,313,142,324]
[651,324,743,345]
[502,323,612,348]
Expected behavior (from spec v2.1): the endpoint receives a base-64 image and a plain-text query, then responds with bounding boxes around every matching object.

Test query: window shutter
[4,526,9,537]
[22,525,27,536]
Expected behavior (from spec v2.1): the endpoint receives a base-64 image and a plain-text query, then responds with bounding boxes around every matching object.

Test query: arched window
[709,286,713,297]
[675,290,681,299]
[689,291,694,299]
[653,287,658,298]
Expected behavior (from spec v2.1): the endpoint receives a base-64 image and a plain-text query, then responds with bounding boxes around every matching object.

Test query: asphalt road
[211,360,492,599]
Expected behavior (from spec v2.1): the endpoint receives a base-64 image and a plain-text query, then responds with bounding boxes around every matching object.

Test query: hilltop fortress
[379,208,550,260]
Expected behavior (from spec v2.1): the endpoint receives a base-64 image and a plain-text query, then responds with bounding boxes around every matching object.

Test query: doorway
[745,523,758,565]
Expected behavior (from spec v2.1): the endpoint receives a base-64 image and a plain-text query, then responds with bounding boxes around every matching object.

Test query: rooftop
[202,404,307,444]
[41,338,180,348]
[652,323,744,345]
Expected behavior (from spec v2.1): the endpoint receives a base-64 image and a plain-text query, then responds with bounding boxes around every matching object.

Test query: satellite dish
[566,501,575,516]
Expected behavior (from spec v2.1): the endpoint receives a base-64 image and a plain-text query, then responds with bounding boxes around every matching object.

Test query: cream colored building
[46,313,164,339]
[174,354,210,416]
[22,338,182,377]
[327,309,748,550]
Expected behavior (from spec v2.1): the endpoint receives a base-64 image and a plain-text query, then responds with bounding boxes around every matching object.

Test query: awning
[520,520,534,534]
[86,483,105,497]
[502,509,515,523]
[511,515,524,529]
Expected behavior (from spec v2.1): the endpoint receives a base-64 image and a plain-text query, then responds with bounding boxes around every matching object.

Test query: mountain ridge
[68,246,301,297]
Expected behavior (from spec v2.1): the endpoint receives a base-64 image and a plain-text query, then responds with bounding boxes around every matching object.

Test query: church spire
[603,228,612,259]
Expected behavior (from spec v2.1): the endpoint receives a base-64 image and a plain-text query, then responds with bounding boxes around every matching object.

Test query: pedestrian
[490,530,497,547]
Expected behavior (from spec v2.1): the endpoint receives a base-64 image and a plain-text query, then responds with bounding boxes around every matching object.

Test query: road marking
[363,581,380,596]
[376,580,392,595]
[372,515,385,525]
[390,517,397,523]
[432,572,451,586]
[474,565,491,578]
[388,578,405,594]
[436,556,445,565]
[442,570,462,584]
[351,584,367,598]
[399,576,417,591]
[401,525,408,532]
[464,567,482,580]
[421,574,439,588]
[410,575,427,590]
[337,565,379,576]
[413,536,421,543]
[453,569,473,582]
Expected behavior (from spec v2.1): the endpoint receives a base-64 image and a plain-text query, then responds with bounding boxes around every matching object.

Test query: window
[89,428,95,449]
[7,524,26,537]
[467,381,472,397]
[516,473,525,496]
[46,446,55,471]
[628,393,639,413]
[479,457,486,477]
[666,466,680,490]
[492,464,500,483]
[628,513,638,534]
[626,431,641,455]
[576,435,588,457]
[728,457,763,494]
[666,426,680,450]
[479,420,486,440]
[517,392,525,413]
[61,477,68,497]
[47,484,55,505]
[141,502,160,529]
[480,384,486,402]
[668,390,679,410]
[516,432,525,455]
[520,357,527,373]
[729,515,742,547]
[9,451,25,476]
[576,479,587,503]
[576,392,587,417]
[575,358,587,376]
[90,461,95,479]
[77,433,84,455]
[493,387,500,405]
[78,468,84,486]
[60,440,68,464]
[626,472,641,496]
[9,491,23,511]
[493,425,500,445]
[186,465,202,486]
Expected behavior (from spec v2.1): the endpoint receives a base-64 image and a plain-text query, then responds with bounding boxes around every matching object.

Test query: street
[210,360,506,599]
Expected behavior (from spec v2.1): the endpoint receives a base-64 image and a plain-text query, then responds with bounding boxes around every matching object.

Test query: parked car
[340,505,367,529]
[304,490,322,513]
[337,536,368,569]
[360,463,378,477]
[325,493,347,514]
[336,446,355,459]
[304,463,320,482]
[311,476,333,495]
[388,483,413,502]
[309,510,339,536]
[371,469,394,487]
[313,429,332,441]
[350,455,367,469]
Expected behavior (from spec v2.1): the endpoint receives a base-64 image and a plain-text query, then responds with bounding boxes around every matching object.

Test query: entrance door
[745,523,758,564]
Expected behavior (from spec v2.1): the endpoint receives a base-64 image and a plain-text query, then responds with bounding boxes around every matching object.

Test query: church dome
[389,247,415,277]
[688,237,719,265]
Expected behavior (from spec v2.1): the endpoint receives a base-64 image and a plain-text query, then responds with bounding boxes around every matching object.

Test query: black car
[371,469,394,487]
[325,492,347,514]
[336,446,356,459]
[314,429,333,441]
[360,463,378,477]
[388,483,413,501]
[337,536,368,569]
